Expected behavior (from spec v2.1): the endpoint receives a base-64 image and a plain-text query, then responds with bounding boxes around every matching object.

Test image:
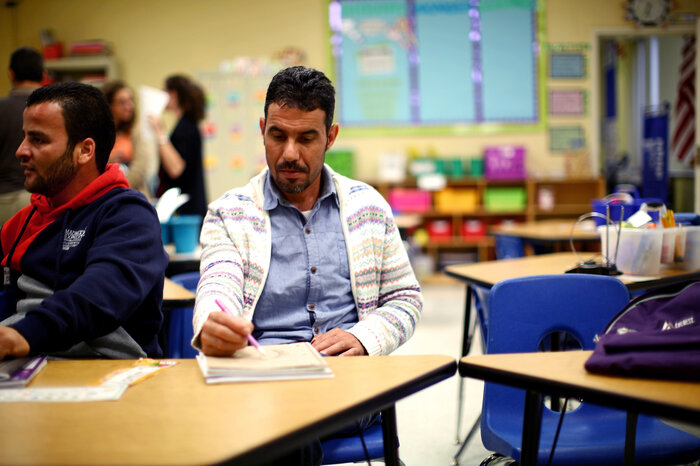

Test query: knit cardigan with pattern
[191,165,422,355]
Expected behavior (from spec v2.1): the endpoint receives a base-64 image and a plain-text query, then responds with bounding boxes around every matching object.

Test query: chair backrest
[482,274,630,462]
[485,274,629,354]
[494,235,525,260]
[167,272,201,359]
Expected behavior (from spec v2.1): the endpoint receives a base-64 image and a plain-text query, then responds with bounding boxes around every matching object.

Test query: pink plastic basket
[387,188,432,214]
[484,146,526,180]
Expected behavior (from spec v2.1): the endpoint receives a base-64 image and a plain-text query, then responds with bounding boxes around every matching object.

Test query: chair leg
[451,413,481,465]
[623,411,638,466]
[455,285,475,443]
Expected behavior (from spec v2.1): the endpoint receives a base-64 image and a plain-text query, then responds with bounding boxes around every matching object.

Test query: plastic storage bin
[598,226,663,276]
[660,227,684,264]
[325,150,354,178]
[462,219,486,238]
[160,220,171,245]
[388,188,431,214]
[434,188,478,213]
[484,146,526,180]
[170,215,202,253]
[590,198,663,226]
[426,219,452,241]
[483,187,526,212]
[677,225,700,270]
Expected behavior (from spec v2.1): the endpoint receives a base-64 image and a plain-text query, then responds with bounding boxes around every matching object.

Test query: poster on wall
[548,43,588,79]
[549,125,586,152]
[330,0,540,127]
[198,58,282,202]
[548,89,586,116]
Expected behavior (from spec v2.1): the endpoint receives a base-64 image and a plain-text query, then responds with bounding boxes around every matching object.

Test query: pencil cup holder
[677,225,700,270]
[660,227,683,264]
[598,226,662,276]
[170,215,202,253]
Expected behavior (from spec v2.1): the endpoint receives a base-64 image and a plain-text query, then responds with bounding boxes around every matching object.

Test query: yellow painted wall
[1,0,698,187]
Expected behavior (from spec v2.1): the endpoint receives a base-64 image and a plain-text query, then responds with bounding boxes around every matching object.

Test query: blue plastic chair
[321,422,389,465]
[482,274,700,465]
[167,272,200,359]
[494,234,525,260]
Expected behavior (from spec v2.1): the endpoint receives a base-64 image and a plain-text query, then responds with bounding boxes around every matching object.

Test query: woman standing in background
[149,74,207,218]
[102,80,155,198]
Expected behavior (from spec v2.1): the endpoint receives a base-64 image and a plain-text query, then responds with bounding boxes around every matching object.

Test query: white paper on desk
[0,384,127,402]
[137,85,169,143]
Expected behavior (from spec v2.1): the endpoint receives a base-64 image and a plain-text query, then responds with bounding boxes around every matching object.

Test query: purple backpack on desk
[585,280,700,380]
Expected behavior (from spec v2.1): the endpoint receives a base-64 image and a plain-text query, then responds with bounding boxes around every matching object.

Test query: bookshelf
[376,177,605,271]
[44,56,118,86]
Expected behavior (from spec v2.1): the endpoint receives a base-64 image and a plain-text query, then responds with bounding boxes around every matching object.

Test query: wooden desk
[489,219,598,243]
[0,355,456,465]
[165,244,201,276]
[445,251,699,293]
[444,252,700,447]
[459,351,700,466]
[162,277,195,308]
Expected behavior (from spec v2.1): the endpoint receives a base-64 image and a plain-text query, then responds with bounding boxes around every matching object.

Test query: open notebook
[196,342,333,383]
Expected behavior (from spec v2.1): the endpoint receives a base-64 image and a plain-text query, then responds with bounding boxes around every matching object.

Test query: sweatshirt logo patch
[63,229,86,251]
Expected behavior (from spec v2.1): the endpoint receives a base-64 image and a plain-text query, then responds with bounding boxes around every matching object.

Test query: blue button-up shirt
[252,166,357,345]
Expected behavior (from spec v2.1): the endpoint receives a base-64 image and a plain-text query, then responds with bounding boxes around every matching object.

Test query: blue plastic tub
[591,198,662,226]
[169,215,202,253]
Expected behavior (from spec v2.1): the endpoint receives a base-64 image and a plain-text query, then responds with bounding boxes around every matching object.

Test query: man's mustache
[276,161,308,173]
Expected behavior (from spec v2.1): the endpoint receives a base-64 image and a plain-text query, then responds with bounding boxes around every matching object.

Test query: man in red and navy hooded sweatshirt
[0,82,168,360]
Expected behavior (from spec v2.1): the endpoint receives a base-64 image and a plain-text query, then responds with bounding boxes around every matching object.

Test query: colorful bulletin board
[198,59,281,201]
[330,0,542,132]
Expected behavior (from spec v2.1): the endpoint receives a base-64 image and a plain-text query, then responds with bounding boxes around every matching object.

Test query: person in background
[0,47,43,225]
[149,74,207,218]
[102,80,156,198]
[0,82,168,361]
[192,66,423,465]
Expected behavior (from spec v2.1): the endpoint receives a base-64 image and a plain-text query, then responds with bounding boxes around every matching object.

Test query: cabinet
[377,177,605,269]
[44,56,119,86]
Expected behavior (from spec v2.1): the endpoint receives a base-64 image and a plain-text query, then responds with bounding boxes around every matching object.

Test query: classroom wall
[1,0,699,196]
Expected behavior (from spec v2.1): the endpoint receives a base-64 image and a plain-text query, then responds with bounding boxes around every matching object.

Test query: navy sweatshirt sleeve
[9,189,169,357]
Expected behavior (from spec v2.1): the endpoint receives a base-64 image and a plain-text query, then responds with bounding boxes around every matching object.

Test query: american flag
[671,35,696,164]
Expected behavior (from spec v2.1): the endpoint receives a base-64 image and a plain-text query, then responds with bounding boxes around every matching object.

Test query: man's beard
[273,161,314,194]
[26,144,77,198]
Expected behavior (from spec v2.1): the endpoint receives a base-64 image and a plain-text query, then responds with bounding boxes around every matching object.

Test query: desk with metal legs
[459,351,700,466]
[444,252,700,463]
[0,355,456,465]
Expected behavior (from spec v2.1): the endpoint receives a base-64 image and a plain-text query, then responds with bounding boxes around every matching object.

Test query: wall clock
[625,0,671,27]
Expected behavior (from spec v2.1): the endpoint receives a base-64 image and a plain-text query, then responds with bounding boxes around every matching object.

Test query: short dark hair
[264,66,335,134]
[165,74,205,122]
[9,47,44,83]
[26,82,116,173]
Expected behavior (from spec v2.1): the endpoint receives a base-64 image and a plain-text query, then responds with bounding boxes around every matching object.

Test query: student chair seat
[481,274,700,465]
[167,271,200,359]
[321,422,389,465]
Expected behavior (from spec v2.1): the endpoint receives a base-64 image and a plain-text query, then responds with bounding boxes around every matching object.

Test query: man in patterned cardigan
[192,66,422,359]
[192,65,423,466]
